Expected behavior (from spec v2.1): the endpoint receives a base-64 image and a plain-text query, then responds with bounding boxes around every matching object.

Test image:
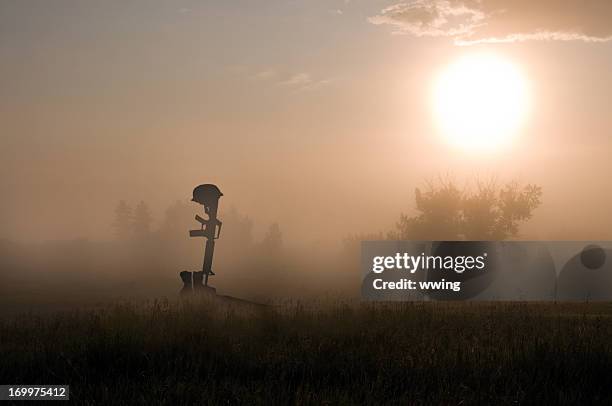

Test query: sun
[432,53,531,151]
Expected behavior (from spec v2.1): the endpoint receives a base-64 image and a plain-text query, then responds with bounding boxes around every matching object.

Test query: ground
[1,299,612,404]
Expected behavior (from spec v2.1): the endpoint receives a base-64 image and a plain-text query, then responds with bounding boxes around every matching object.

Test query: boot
[179,271,193,295]
[193,271,205,290]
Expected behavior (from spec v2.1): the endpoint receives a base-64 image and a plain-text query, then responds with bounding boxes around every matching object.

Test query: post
[202,196,219,287]
[203,239,215,286]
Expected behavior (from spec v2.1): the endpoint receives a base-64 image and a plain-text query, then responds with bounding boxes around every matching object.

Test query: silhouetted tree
[132,201,153,239]
[391,178,542,240]
[160,200,193,240]
[113,200,133,240]
[261,223,283,253]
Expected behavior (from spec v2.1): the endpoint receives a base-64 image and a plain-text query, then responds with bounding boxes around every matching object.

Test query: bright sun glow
[433,53,531,151]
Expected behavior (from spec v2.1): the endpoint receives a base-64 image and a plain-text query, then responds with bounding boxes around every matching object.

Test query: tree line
[112,200,283,253]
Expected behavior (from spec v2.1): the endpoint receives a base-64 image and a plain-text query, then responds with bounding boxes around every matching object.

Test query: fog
[2,1,612,310]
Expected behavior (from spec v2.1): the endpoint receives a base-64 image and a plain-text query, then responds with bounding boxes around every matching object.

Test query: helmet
[191,184,223,206]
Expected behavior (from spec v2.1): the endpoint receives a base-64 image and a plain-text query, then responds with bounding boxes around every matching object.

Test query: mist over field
[1,0,612,313]
[3,2,612,404]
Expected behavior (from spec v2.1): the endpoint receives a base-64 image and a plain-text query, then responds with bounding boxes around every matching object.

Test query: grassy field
[1,299,612,404]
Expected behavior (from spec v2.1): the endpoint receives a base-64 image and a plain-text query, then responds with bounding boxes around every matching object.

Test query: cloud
[237,69,333,92]
[369,0,612,45]
[252,69,277,80]
[330,0,351,17]
[279,73,312,87]
[278,73,334,91]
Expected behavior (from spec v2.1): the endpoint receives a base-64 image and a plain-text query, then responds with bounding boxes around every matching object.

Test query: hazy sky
[2,0,612,243]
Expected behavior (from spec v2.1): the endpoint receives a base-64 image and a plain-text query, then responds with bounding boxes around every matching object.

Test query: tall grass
[1,300,612,404]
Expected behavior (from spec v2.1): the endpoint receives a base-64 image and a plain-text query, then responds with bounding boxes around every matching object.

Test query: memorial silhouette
[180,184,223,294]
